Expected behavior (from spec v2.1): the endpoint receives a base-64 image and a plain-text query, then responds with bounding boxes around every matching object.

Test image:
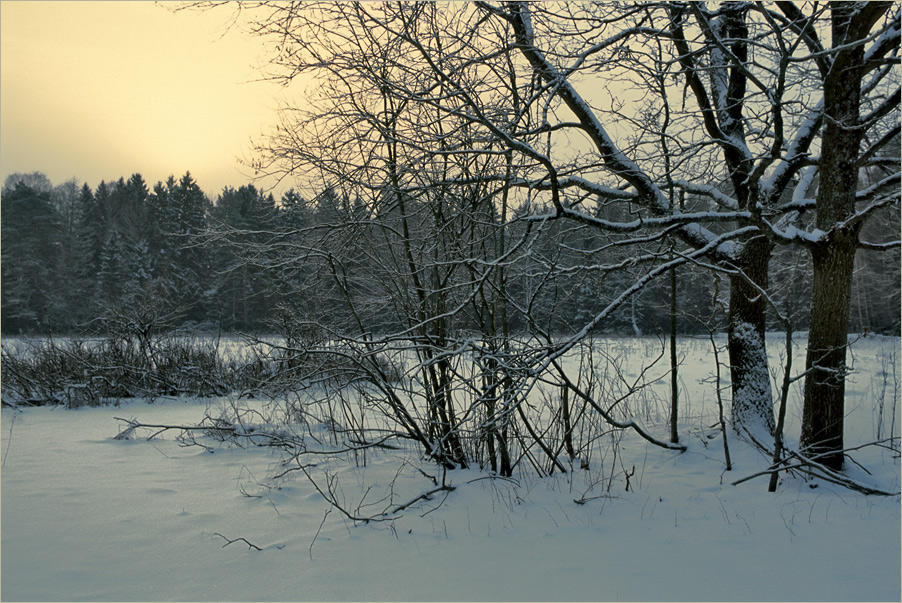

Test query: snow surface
[2,334,900,602]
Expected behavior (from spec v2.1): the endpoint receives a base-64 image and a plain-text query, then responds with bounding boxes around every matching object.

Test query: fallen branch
[732,439,901,496]
[114,416,308,452]
[114,417,237,440]
[113,417,406,457]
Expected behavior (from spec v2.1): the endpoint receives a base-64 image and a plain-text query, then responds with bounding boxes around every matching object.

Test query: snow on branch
[857,124,902,167]
[672,180,740,210]
[503,2,670,211]
[854,171,901,204]
[858,238,901,251]
[549,207,753,234]
[862,10,901,67]
[858,86,901,129]
[760,102,823,202]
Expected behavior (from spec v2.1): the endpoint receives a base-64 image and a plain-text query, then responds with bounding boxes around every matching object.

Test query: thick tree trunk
[801,234,857,469]
[707,3,776,438]
[728,235,775,437]
[799,2,889,470]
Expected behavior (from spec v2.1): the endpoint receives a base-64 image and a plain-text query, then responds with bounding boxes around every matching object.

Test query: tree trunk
[801,234,857,469]
[800,2,890,470]
[696,2,776,438]
[728,235,775,437]
[669,265,679,443]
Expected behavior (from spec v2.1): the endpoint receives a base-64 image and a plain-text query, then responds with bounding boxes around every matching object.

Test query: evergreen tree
[165,173,212,324]
[209,184,279,330]
[47,179,86,329]
[1,182,63,332]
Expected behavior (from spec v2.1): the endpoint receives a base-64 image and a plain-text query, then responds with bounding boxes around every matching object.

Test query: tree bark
[728,235,776,436]
[670,2,776,436]
[801,235,858,469]
[800,2,893,470]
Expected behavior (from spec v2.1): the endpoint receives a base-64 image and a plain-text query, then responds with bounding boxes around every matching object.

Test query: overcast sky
[1,1,295,197]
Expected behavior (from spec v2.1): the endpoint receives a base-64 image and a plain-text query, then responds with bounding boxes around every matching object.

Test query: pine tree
[209,184,279,330]
[170,172,212,324]
[1,182,63,332]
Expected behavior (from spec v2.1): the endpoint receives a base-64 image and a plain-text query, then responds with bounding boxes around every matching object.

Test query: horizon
[0,1,301,198]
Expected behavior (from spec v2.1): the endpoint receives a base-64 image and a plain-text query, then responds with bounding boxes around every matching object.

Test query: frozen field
[2,334,900,601]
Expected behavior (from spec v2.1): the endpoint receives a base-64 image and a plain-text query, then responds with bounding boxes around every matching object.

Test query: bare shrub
[1,335,230,406]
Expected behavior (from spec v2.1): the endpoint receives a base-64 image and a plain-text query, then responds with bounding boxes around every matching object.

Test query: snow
[729,322,775,436]
[673,179,740,211]
[2,334,900,602]
[773,224,828,245]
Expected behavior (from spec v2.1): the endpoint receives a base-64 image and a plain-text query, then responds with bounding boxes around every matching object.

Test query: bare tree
[796,2,900,469]
[192,1,899,471]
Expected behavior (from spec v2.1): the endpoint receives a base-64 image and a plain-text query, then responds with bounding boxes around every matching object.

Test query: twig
[574,494,618,505]
[549,358,687,452]
[466,475,521,487]
[707,329,732,470]
[310,508,332,560]
[213,532,263,551]
[2,410,17,466]
[391,485,456,514]
[413,464,439,486]
[420,487,454,518]
[769,325,794,491]
[298,464,391,523]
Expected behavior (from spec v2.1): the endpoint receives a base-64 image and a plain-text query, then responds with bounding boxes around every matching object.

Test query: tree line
[1,171,273,333]
[3,168,897,339]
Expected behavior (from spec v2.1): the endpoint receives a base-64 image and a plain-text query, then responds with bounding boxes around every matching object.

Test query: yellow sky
[1,0,292,197]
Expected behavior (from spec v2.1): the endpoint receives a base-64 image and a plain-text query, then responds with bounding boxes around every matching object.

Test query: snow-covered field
[2,334,900,602]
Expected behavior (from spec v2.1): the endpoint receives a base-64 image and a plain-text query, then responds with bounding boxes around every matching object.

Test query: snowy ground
[2,334,900,602]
